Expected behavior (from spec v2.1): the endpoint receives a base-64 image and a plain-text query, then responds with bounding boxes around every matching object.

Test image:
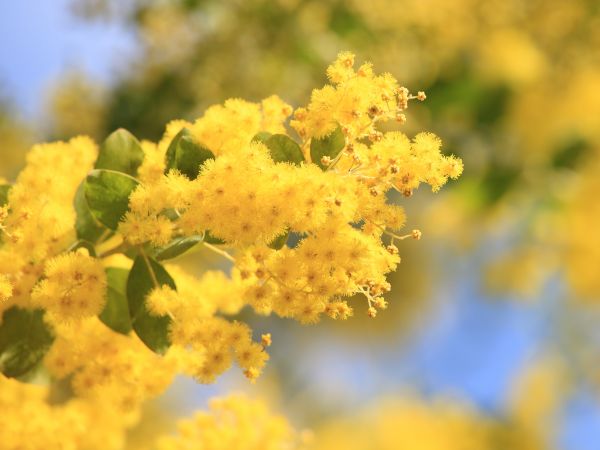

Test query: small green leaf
[263,134,304,165]
[479,163,521,206]
[251,131,272,143]
[160,208,180,222]
[310,124,346,170]
[286,231,307,249]
[551,136,590,170]
[155,235,204,261]
[268,230,289,250]
[74,181,106,242]
[0,184,11,206]
[84,169,140,230]
[100,267,132,334]
[165,128,214,180]
[0,307,54,378]
[204,230,226,245]
[127,254,175,353]
[95,128,145,176]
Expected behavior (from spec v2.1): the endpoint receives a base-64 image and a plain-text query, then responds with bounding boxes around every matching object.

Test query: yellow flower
[31,249,107,321]
[155,394,298,450]
[0,274,12,302]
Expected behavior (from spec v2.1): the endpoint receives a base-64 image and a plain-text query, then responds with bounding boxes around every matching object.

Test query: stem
[99,241,130,258]
[97,229,112,244]
[300,139,312,163]
[139,246,160,288]
[325,146,347,172]
[203,242,236,262]
[370,222,414,241]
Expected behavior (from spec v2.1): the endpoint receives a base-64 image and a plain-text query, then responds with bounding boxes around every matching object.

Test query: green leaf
[479,163,521,206]
[310,124,346,170]
[263,134,304,165]
[552,136,590,169]
[160,208,180,222]
[165,128,214,180]
[155,235,204,261]
[84,169,140,230]
[100,267,132,334]
[268,230,289,250]
[65,239,97,257]
[74,181,106,242]
[0,184,11,206]
[251,131,272,143]
[203,230,226,245]
[286,231,307,249]
[127,254,175,353]
[0,307,54,378]
[95,128,145,176]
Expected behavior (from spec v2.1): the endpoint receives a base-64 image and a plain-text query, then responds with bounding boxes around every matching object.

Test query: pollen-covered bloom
[31,249,107,320]
[0,52,462,426]
[0,274,12,302]
[0,373,133,450]
[0,136,97,314]
[155,394,299,450]
[145,268,269,383]
[0,51,464,450]
[121,51,462,326]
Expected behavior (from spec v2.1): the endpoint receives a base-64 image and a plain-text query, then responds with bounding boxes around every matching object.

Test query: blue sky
[0,0,135,119]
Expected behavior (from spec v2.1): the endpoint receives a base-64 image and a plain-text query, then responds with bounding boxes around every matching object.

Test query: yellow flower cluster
[121,97,294,246]
[121,52,461,326]
[309,395,490,450]
[0,52,461,448]
[0,373,132,450]
[191,96,292,157]
[44,318,178,411]
[309,356,565,450]
[146,271,268,383]
[0,374,300,450]
[0,273,12,302]
[340,131,464,195]
[236,223,397,323]
[31,249,107,321]
[155,394,299,450]
[0,136,97,315]
[292,51,409,141]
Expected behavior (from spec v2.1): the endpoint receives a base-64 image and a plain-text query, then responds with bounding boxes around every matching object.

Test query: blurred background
[1,0,600,448]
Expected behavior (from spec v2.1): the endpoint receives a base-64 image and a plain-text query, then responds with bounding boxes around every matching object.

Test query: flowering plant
[0,53,461,448]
